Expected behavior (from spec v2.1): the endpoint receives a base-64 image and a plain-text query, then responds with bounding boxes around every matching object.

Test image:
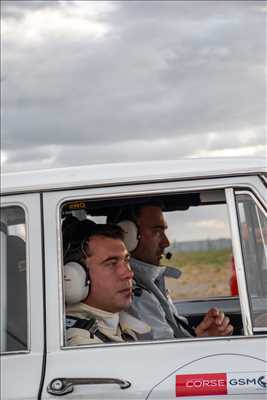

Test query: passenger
[62,219,150,345]
[116,202,234,340]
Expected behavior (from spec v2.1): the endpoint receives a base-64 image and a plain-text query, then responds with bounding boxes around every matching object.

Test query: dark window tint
[0,206,28,352]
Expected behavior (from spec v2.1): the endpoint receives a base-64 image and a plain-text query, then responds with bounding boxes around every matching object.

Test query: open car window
[164,201,232,300]
[60,188,260,346]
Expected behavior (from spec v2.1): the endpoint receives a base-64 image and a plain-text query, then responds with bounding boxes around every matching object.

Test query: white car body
[1,157,266,400]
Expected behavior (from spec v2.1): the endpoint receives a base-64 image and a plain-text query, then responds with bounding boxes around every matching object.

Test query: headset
[63,217,128,305]
[114,205,141,252]
[116,201,173,259]
[62,218,95,305]
[115,200,166,253]
[117,219,140,252]
[64,261,90,305]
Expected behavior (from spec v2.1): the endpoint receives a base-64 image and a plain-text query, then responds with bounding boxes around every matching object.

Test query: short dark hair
[134,200,165,220]
[63,219,124,264]
[84,224,124,257]
[112,199,165,224]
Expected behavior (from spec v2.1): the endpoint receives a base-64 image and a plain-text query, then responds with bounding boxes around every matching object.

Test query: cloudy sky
[1,0,266,173]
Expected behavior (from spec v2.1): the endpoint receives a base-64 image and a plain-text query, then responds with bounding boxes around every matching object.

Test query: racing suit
[66,302,150,346]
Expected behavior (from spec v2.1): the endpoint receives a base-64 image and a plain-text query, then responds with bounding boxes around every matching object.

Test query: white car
[1,157,266,399]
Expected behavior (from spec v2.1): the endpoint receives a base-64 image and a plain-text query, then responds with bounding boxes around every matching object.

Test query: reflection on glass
[236,194,267,330]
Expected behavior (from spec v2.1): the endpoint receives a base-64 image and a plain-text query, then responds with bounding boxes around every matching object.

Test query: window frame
[44,176,265,350]
[234,189,267,334]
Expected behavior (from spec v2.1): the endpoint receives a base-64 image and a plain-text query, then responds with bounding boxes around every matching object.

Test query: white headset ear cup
[64,262,89,305]
[117,220,139,252]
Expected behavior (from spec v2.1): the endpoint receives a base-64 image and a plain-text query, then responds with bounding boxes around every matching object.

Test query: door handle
[47,377,131,396]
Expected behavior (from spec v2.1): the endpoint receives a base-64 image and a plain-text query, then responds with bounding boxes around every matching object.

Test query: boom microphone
[165,252,172,260]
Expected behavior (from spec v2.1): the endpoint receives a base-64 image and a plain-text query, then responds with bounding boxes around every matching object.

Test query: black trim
[37,193,47,400]
[259,174,267,189]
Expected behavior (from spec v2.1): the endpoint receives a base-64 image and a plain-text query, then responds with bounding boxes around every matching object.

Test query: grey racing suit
[128,258,194,340]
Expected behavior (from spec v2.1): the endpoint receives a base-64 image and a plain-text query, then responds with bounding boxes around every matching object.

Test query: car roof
[1,157,266,195]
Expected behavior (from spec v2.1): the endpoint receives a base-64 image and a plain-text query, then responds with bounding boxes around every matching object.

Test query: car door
[41,180,267,400]
[0,193,44,400]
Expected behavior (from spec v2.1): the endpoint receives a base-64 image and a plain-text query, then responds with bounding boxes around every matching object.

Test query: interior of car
[61,189,245,339]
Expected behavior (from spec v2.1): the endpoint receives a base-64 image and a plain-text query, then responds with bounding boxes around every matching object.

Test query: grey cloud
[114,1,263,23]
[1,0,266,172]
[1,0,60,19]
[4,135,196,172]
[3,130,266,174]
[165,203,232,242]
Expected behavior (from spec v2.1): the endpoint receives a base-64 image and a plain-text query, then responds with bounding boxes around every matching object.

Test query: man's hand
[195,308,234,337]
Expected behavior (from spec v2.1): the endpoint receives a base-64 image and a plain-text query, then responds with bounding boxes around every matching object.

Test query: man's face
[132,206,170,266]
[85,236,133,313]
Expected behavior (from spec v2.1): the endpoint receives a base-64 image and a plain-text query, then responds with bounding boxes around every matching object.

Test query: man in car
[116,202,234,340]
[63,219,150,345]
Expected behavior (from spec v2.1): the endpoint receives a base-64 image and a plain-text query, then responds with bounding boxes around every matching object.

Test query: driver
[116,202,234,340]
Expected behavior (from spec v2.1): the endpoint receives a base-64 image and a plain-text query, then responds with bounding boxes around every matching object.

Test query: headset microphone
[133,287,142,297]
[165,252,172,260]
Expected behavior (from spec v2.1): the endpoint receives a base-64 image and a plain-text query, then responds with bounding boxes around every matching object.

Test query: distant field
[164,248,233,299]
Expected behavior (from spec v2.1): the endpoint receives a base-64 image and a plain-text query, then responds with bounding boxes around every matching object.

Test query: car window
[61,189,244,346]
[236,192,267,332]
[164,200,233,300]
[0,206,28,352]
